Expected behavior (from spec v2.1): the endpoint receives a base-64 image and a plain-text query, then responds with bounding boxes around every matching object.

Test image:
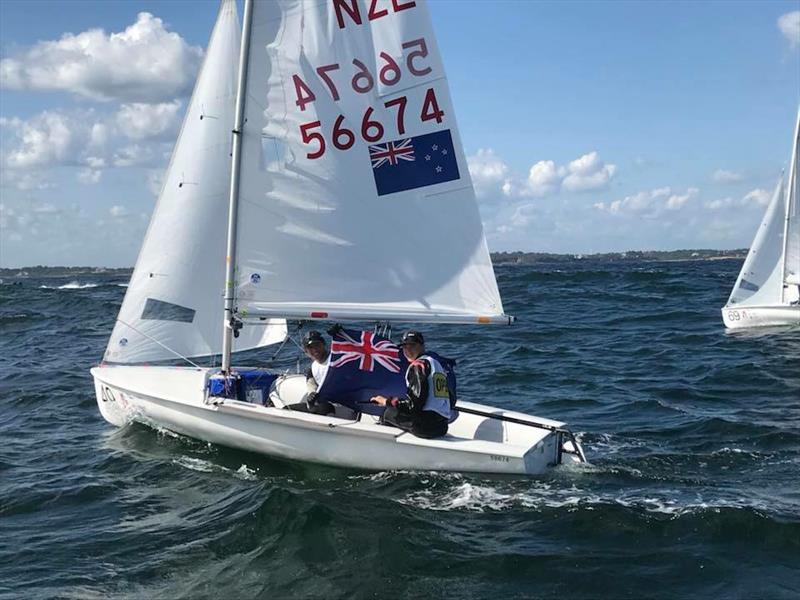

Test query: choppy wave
[172,456,259,480]
[38,281,100,290]
[3,259,800,598]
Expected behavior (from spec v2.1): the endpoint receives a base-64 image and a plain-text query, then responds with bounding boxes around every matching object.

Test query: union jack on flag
[369,138,415,169]
[369,130,460,196]
[317,327,408,413]
[330,329,401,373]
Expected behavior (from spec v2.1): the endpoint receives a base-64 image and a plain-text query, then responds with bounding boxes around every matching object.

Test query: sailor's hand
[370,395,388,406]
[305,391,318,408]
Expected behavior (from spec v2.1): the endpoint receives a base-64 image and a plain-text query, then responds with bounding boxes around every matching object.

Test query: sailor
[290,330,335,415]
[370,330,451,439]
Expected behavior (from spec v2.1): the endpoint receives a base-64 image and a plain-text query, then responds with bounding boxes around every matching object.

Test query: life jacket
[426,350,457,409]
[407,354,451,419]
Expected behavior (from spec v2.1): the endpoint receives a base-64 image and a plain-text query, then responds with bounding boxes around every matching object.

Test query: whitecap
[173,456,216,473]
[57,281,99,289]
[235,464,258,480]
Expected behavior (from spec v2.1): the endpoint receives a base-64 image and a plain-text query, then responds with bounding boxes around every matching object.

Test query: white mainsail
[781,109,799,294]
[232,0,507,324]
[104,0,286,364]
[726,176,786,308]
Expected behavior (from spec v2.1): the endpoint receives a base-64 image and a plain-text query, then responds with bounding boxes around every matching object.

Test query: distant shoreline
[0,249,747,277]
[491,249,746,265]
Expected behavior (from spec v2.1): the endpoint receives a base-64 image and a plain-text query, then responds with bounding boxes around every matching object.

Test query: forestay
[233,0,508,324]
[105,0,286,364]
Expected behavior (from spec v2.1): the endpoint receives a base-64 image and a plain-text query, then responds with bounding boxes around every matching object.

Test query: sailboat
[91,0,585,475]
[722,109,800,329]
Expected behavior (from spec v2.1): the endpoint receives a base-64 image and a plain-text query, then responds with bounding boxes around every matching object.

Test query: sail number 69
[726,310,749,321]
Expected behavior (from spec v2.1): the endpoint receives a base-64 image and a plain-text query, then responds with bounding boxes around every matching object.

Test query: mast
[221,0,254,373]
[779,107,800,304]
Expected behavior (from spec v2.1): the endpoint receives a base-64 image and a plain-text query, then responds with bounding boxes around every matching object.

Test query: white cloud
[0,13,203,102]
[78,168,102,184]
[651,187,671,198]
[146,169,165,197]
[0,204,24,241]
[467,149,509,197]
[501,151,617,198]
[109,205,130,218]
[1,107,178,172]
[0,169,53,191]
[704,188,770,210]
[705,197,731,210]
[666,187,698,210]
[112,144,155,167]
[33,202,59,214]
[509,203,537,227]
[466,149,617,200]
[712,169,743,183]
[115,101,181,140]
[742,188,770,206]
[515,160,561,197]
[3,111,75,169]
[562,151,617,192]
[778,11,800,47]
[597,186,698,215]
[89,123,109,148]
[86,156,106,169]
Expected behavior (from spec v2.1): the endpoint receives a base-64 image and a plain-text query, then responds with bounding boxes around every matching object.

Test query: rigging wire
[115,318,203,369]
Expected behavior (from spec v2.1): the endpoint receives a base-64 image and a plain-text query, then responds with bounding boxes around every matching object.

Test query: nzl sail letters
[333,0,418,30]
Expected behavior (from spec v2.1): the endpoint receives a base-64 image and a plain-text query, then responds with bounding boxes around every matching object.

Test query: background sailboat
[90,0,585,475]
[722,109,800,329]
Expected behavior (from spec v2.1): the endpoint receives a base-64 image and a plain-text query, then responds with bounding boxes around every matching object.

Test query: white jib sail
[104,0,286,364]
[233,0,506,324]
[726,176,786,308]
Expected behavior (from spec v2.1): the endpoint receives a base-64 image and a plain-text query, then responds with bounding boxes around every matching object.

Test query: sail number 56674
[299,89,443,159]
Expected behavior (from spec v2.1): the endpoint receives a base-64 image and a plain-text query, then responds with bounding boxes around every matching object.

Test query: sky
[0,0,798,267]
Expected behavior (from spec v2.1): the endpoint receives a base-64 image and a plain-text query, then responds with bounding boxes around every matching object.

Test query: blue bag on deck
[207,369,277,405]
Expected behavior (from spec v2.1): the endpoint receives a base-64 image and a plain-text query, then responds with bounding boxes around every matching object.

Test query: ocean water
[1,260,798,599]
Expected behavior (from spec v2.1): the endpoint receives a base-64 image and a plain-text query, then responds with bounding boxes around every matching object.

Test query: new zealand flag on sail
[369,129,460,196]
[317,327,459,416]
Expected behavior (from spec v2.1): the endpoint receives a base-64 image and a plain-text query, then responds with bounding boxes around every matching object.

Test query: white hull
[721,304,800,329]
[91,366,584,476]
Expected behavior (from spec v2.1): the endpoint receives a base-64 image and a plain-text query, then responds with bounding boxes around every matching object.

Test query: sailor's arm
[372,360,430,411]
[305,366,318,393]
[402,360,429,412]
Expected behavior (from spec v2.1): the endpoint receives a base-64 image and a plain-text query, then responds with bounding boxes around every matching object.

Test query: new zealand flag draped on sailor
[317,327,458,415]
[370,129,460,196]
